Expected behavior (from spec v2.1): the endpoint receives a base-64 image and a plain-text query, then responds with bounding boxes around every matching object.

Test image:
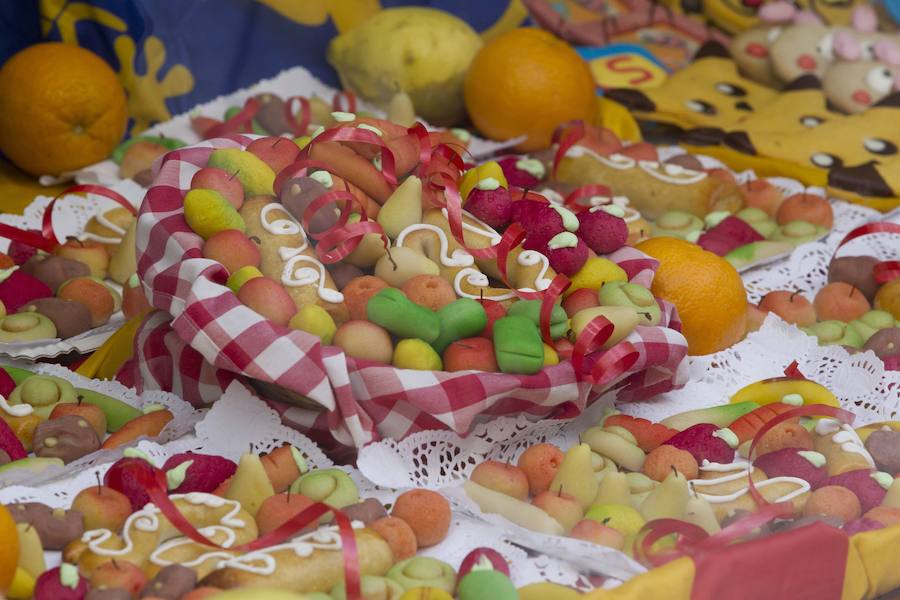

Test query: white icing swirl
[516,251,553,292]
[260,203,303,237]
[564,146,636,170]
[395,225,474,268]
[441,208,502,246]
[638,160,707,185]
[0,393,33,417]
[453,269,516,301]
[694,461,810,503]
[281,255,344,303]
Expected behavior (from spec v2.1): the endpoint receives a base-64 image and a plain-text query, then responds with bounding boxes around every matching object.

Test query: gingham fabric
[131,136,690,448]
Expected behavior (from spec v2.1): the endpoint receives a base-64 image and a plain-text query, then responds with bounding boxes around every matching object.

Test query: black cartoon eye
[810,152,843,168]
[734,101,753,111]
[685,99,717,115]
[864,138,898,155]
[715,82,747,97]
[866,67,894,95]
[799,115,825,128]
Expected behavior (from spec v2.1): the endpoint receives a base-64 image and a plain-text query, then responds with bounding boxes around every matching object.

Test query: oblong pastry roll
[557,148,743,220]
[201,527,394,593]
[239,197,350,325]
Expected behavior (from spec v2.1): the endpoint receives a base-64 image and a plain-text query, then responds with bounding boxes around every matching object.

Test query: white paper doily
[0,180,146,359]
[0,380,597,590]
[0,362,201,487]
[625,314,900,426]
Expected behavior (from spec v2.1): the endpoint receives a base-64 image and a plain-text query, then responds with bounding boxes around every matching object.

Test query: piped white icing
[0,393,33,417]
[281,255,344,303]
[564,146,636,170]
[638,160,707,185]
[694,461,810,503]
[261,203,304,237]
[395,225,474,268]
[441,208,502,246]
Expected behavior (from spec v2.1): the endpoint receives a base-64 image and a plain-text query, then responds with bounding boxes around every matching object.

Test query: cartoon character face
[726,93,900,171]
[824,60,900,113]
[769,24,837,82]
[730,25,784,85]
[605,42,777,129]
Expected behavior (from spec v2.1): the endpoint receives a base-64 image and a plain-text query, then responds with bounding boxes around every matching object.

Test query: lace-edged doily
[0,379,596,589]
[0,180,146,359]
[0,363,201,487]
[627,314,900,425]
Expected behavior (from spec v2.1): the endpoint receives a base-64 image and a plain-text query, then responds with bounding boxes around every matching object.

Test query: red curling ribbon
[783,360,807,379]
[204,97,261,139]
[332,90,358,113]
[833,221,900,284]
[570,315,640,386]
[284,96,312,137]
[538,274,570,346]
[636,502,794,568]
[122,461,361,600]
[307,126,399,186]
[509,188,551,204]
[406,122,433,169]
[493,224,535,297]
[273,158,337,197]
[746,403,854,506]
[0,184,135,252]
[563,184,614,211]
[429,171,498,261]
[551,120,587,180]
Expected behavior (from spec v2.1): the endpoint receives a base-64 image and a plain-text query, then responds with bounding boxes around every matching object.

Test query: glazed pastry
[238,198,349,325]
[814,418,876,475]
[556,144,743,220]
[82,207,135,256]
[691,459,811,521]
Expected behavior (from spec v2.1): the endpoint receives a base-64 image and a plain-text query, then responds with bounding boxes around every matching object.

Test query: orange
[0,503,18,593]
[463,28,596,152]
[0,43,127,176]
[636,237,748,355]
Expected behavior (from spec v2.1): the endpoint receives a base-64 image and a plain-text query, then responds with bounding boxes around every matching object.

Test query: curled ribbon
[563,184,615,211]
[833,222,900,284]
[332,90,358,113]
[273,158,390,265]
[284,96,312,137]
[121,460,362,600]
[306,126,399,186]
[0,184,135,252]
[204,97,261,140]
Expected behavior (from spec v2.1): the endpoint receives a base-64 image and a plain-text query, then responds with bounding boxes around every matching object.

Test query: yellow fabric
[75,314,143,380]
[582,557,695,599]
[0,159,67,215]
[596,97,642,143]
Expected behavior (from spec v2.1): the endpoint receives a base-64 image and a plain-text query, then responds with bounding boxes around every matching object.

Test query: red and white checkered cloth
[130,136,689,448]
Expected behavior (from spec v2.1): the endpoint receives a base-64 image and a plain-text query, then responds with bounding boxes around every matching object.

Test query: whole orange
[0,43,127,176]
[637,237,748,355]
[0,503,19,593]
[463,28,596,152]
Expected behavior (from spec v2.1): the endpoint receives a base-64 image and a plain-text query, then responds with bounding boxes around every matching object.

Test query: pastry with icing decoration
[82,207,136,257]
[66,492,259,578]
[814,418,876,475]
[238,198,349,326]
[690,460,811,521]
[555,134,743,220]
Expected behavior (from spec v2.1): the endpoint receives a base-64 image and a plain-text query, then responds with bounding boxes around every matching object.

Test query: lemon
[327,8,482,126]
[565,258,627,297]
